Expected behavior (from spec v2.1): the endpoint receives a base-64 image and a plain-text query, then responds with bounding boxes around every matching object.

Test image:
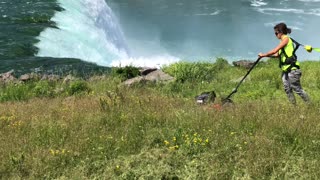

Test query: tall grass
[1,59,320,179]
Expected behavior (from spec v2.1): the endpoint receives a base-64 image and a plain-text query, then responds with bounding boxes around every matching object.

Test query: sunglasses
[275,32,280,36]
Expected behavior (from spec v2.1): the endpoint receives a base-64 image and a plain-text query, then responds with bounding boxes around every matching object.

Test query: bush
[111,66,140,81]
[214,57,230,69]
[33,81,55,97]
[67,80,90,95]
[162,58,230,82]
[0,83,32,102]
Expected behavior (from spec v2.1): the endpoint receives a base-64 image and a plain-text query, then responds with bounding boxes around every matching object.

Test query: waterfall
[35,0,129,66]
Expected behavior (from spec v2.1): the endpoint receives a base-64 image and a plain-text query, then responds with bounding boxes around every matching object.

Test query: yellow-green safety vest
[278,35,300,72]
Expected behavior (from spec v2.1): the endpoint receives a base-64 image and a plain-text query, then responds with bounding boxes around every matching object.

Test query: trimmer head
[221,97,234,106]
[209,97,233,111]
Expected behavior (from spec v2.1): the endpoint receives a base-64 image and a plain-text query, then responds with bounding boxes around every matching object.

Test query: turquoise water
[1,0,320,73]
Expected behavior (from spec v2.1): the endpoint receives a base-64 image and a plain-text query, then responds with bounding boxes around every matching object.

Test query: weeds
[0,79,91,102]
[1,60,320,179]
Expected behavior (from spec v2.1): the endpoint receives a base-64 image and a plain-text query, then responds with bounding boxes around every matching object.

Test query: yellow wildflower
[164,140,170,145]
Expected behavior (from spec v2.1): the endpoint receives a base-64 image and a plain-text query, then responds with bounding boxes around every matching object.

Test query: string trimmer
[221,40,320,105]
[222,57,262,105]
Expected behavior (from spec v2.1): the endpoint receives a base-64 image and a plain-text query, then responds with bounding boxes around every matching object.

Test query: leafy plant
[111,66,140,81]
[162,58,230,82]
[33,81,55,97]
[67,80,90,95]
[0,83,32,102]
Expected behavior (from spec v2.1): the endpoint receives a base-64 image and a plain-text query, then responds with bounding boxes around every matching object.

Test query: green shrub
[214,57,230,69]
[162,58,230,82]
[111,66,140,81]
[32,81,55,97]
[0,83,32,102]
[67,80,90,95]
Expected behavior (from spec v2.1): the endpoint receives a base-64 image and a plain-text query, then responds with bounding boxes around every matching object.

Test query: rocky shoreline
[0,67,176,86]
[0,70,77,84]
[0,60,255,85]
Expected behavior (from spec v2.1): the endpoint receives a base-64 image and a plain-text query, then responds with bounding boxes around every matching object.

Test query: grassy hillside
[1,58,320,179]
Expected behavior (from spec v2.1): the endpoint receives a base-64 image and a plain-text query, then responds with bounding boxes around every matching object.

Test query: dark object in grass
[221,97,234,106]
[195,91,216,104]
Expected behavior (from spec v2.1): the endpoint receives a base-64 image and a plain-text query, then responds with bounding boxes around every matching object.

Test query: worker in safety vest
[258,22,310,105]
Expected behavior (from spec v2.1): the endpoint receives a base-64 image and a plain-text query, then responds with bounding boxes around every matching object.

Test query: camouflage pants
[282,69,310,104]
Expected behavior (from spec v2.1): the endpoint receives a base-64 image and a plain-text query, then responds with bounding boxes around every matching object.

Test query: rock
[0,70,17,83]
[123,76,144,86]
[19,73,41,82]
[144,70,174,82]
[41,74,61,81]
[122,70,174,86]
[233,60,255,69]
[19,74,31,81]
[139,68,158,76]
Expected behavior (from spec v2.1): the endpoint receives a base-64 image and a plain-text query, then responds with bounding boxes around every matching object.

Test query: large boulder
[232,60,255,69]
[0,70,17,83]
[19,73,41,82]
[144,69,174,82]
[19,74,31,81]
[139,68,158,76]
[123,69,174,86]
[123,76,145,86]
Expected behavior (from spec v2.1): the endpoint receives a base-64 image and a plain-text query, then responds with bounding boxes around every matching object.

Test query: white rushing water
[35,0,179,67]
[35,0,320,66]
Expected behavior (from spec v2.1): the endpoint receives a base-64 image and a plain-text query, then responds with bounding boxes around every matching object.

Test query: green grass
[1,59,320,179]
